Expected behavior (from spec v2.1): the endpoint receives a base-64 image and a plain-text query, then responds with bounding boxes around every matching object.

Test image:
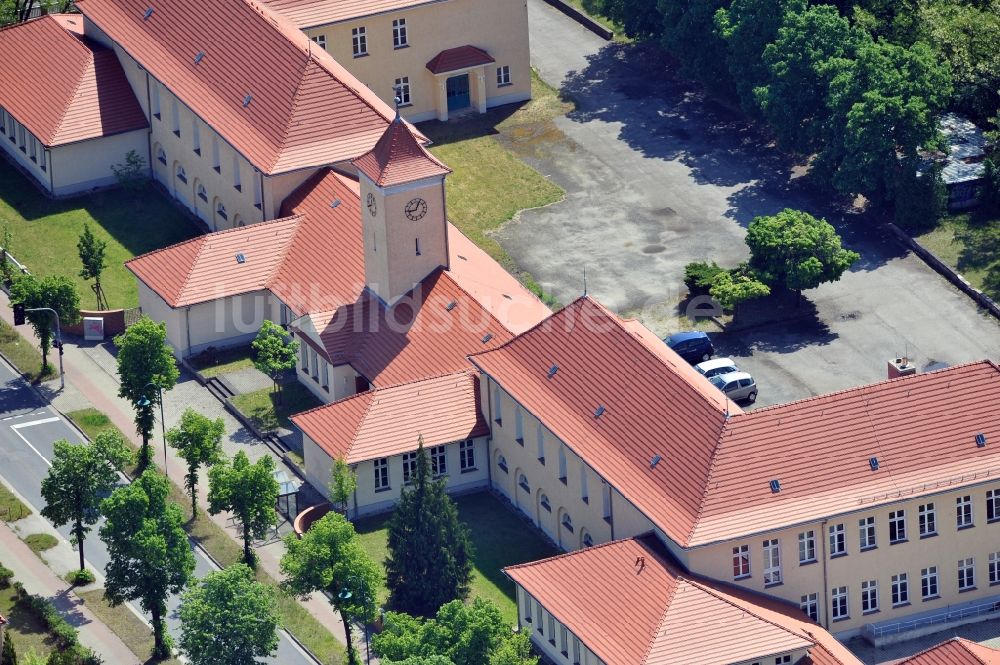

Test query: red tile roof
[896,638,1000,665]
[470,297,735,546]
[693,360,1000,545]
[292,370,489,463]
[353,117,451,188]
[0,15,147,147]
[505,535,860,665]
[425,45,495,75]
[262,0,437,29]
[302,267,516,387]
[74,0,410,174]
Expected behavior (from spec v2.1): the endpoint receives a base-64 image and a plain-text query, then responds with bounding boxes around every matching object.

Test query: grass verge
[188,345,255,379]
[230,383,321,433]
[561,0,629,39]
[0,319,56,384]
[0,575,54,660]
[0,158,200,309]
[915,213,1000,293]
[76,589,182,665]
[354,492,559,624]
[24,533,58,555]
[0,481,31,521]
[67,407,345,664]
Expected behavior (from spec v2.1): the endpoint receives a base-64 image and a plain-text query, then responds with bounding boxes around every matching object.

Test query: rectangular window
[253,172,262,210]
[800,593,818,622]
[580,466,588,503]
[763,539,781,586]
[459,439,475,471]
[212,138,220,172]
[798,530,816,564]
[321,360,329,391]
[988,489,1000,522]
[151,83,161,119]
[732,544,750,579]
[829,523,846,556]
[232,155,241,191]
[311,34,327,50]
[918,503,936,537]
[352,26,367,56]
[831,586,848,621]
[861,580,878,614]
[430,445,446,477]
[558,445,567,483]
[392,18,407,47]
[402,452,417,484]
[514,407,523,442]
[572,636,581,665]
[889,510,907,543]
[859,516,876,550]
[298,342,307,370]
[522,590,532,623]
[559,624,567,656]
[921,566,939,599]
[535,603,542,633]
[374,457,389,491]
[38,145,45,171]
[171,100,180,135]
[493,388,502,424]
[536,423,545,463]
[18,125,24,151]
[192,120,200,154]
[775,657,791,665]
[497,65,511,86]
[309,347,318,380]
[892,573,909,606]
[957,495,973,528]
[990,552,1000,585]
[547,613,555,645]
[394,77,411,106]
[28,135,35,162]
[602,483,612,521]
[958,557,975,591]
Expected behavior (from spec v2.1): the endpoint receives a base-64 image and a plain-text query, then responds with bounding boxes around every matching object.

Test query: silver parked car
[709,371,758,403]
[694,357,739,378]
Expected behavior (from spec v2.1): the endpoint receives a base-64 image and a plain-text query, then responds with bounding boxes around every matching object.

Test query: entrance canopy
[425,45,494,75]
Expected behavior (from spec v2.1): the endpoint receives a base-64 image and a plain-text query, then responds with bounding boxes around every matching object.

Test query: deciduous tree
[329,457,357,515]
[9,274,80,374]
[251,320,299,403]
[115,316,179,471]
[208,451,279,567]
[384,441,473,617]
[77,224,108,310]
[166,409,225,515]
[374,598,538,665]
[178,564,279,665]
[745,209,860,294]
[281,512,381,665]
[41,431,133,572]
[100,470,195,659]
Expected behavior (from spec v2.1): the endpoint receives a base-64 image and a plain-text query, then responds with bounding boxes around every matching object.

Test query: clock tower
[353,115,452,305]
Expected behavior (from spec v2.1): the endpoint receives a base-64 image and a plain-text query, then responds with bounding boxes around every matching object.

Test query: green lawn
[0,576,55,662]
[0,158,200,310]
[65,408,121,442]
[230,383,321,433]
[0,481,31,522]
[0,319,56,384]
[916,212,1000,294]
[76,589,182,665]
[562,0,630,39]
[23,533,58,555]
[354,492,559,624]
[188,345,255,378]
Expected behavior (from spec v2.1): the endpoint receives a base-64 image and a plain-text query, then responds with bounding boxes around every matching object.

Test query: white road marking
[9,416,61,467]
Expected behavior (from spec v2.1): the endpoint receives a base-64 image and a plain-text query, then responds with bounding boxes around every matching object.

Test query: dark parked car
[664,331,714,364]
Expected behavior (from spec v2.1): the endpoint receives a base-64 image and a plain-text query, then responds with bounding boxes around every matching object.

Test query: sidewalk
[0,294,359,656]
[0,522,140,664]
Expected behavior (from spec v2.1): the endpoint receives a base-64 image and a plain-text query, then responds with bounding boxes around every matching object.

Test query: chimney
[888,357,916,380]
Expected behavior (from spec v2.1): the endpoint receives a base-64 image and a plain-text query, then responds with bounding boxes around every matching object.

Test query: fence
[864,596,1000,642]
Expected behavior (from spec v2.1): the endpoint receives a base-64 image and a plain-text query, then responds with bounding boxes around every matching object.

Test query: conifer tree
[384,440,473,616]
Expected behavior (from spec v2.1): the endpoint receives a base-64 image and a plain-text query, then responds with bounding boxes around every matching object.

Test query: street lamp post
[138,381,167,473]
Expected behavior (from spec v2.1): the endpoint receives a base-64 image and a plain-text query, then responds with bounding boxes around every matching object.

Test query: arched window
[497,455,508,473]
[175,164,187,183]
[518,474,530,493]
[540,493,551,512]
[233,214,244,227]
[197,184,208,202]
[216,202,227,220]
[581,529,593,548]
[561,511,573,532]
[156,146,166,164]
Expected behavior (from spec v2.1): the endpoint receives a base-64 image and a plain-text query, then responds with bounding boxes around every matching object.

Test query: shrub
[981,158,1000,215]
[684,261,726,295]
[0,564,13,587]
[67,569,95,586]
[17,593,79,650]
[983,262,1000,300]
[894,160,948,233]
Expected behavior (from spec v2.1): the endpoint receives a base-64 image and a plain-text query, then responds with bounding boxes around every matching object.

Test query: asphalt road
[0,359,315,664]
[507,0,1000,407]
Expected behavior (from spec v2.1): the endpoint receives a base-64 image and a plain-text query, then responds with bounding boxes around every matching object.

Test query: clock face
[404,197,428,221]
[366,193,377,216]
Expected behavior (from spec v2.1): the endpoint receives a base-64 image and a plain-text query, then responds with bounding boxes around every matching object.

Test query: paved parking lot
[503,0,1000,407]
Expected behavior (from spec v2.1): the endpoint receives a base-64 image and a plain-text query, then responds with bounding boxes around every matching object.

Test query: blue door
[446,74,470,112]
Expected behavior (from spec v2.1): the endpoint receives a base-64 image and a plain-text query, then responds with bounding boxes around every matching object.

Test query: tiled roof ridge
[687,423,731,541]
[681,576,822,653]
[901,638,990,665]
[440,267,516,336]
[52,45,98,148]
[638,580,682,665]
[732,359,1000,419]
[304,48,395,137]
[467,296,577,362]
[264,212,310,290]
[504,534,639,573]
